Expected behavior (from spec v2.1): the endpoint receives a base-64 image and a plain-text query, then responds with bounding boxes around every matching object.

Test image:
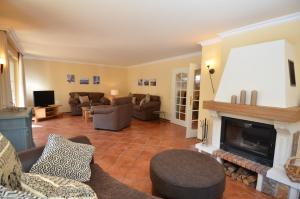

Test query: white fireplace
[196,40,300,199]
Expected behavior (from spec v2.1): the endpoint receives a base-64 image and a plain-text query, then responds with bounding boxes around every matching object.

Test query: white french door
[171,68,188,126]
[186,64,201,138]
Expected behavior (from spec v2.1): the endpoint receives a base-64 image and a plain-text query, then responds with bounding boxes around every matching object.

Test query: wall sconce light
[0,57,4,74]
[206,60,215,94]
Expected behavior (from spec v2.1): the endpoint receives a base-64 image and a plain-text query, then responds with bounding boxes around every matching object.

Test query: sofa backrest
[132,94,160,104]
[111,97,132,106]
[69,92,104,102]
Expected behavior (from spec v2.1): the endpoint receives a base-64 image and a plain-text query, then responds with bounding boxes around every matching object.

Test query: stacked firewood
[223,161,257,188]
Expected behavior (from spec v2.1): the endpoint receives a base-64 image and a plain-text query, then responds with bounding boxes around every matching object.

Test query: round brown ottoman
[150,149,225,199]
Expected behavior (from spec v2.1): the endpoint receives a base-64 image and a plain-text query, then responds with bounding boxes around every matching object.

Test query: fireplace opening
[220,117,277,167]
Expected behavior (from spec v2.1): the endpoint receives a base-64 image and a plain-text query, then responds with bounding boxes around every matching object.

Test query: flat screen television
[33,90,55,107]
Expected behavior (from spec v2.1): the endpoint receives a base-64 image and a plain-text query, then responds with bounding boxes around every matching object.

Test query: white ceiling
[0,0,299,66]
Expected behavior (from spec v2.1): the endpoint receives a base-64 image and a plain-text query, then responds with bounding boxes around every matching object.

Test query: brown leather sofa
[68,92,110,116]
[18,136,157,199]
[91,97,133,131]
[132,94,161,120]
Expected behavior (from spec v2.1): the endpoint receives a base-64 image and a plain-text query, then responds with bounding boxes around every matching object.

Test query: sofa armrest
[140,101,161,110]
[18,136,94,172]
[91,105,115,114]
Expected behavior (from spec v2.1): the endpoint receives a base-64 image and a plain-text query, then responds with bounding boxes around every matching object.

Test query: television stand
[33,105,62,123]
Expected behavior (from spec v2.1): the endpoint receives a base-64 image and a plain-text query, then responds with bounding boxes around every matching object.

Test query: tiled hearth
[213,149,270,176]
[211,149,292,198]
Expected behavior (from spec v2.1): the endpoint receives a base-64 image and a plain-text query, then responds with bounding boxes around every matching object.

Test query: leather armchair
[91,97,133,131]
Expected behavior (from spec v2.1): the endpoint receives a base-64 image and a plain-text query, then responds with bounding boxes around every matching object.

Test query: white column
[210,110,222,149]
[273,121,300,169]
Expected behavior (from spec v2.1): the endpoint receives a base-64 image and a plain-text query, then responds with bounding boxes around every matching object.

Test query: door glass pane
[192,111,199,120]
[194,91,200,100]
[192,101,199,110]
[194,69,201,90]
[180,113,186,120]
[192,121,198,129]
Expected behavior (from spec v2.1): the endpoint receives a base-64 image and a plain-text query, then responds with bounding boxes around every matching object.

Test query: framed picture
[93,76,100,84]
[80,77,89,84]
[150,79,156,86]
[138,79,143,86]
[67,74,75,83]
[143,79,149,86]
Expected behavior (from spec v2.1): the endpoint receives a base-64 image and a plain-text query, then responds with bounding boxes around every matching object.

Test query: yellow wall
[24,59,128,112]
[197,19,300,140]
[127,54,201,120]
[197,43,222,139]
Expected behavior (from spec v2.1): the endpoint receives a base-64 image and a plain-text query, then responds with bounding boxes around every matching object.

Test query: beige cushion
[79,96,89,104]
[21,173,97,199]
[0,133,22,190]
[145,94,151,103]
[139,98,146,106]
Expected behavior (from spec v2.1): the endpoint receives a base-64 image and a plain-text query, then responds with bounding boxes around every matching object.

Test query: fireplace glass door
[220,117,277,166]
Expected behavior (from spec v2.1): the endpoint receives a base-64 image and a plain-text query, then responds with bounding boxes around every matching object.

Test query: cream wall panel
[24,59,128,112]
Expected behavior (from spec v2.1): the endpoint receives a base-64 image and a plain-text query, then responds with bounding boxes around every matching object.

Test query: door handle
[190,96,193,106]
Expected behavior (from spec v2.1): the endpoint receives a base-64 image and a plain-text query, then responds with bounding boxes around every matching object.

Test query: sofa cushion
[0,185,40,199]
[21,173,97,199]
[100,97,110,105]
[111,97,132,106]
[79,96,90,104]
[89,93,104,103]
[30,134,95,182]
[0,133,22,190]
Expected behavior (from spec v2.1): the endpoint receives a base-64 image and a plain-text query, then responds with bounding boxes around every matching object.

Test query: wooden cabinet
[34,105,62,123]
[0,108,34,152]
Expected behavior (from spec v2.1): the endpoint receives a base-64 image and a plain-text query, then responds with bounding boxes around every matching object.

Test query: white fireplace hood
[215,40,299,108]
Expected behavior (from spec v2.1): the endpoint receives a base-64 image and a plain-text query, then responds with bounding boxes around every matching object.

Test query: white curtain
[16,53,26,107]
[0,31,13,108]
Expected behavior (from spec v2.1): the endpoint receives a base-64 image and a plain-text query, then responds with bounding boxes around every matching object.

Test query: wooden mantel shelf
[203,100,300,123]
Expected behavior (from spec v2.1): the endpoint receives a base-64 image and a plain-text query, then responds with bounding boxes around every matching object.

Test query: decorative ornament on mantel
[230,90,258,106]
[240,90,246,104]
[250,90,258,106]
[231,95,237,104]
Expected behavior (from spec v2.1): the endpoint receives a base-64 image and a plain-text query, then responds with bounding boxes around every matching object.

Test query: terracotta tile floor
[32,114,273,199]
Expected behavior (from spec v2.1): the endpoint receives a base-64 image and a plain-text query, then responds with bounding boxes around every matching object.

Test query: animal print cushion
[30,134,95,182]
[21,173,97,199]
[0,133,22,190]
[0,185,41,199]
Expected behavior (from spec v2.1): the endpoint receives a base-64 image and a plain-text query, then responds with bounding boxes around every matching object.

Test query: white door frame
[170,67,188,127]
[185,63,200,138]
